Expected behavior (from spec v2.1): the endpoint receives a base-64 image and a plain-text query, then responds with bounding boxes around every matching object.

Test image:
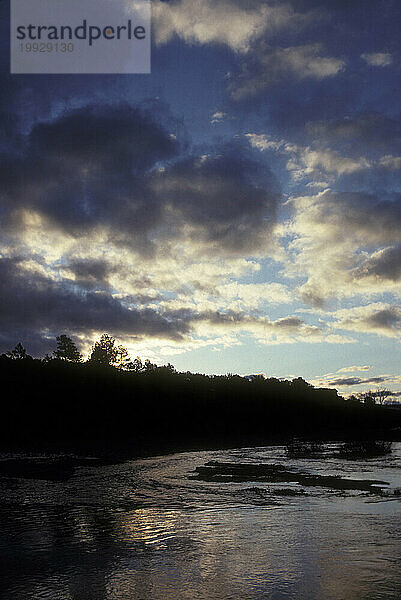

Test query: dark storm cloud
[66,259,113,282]
[60,259,118,291]
[0,257,191,354]
[61,259,163,301]
[149,144,280,254]
[1,104,280,256]
[29,104,176,172]
[0,104,179,252]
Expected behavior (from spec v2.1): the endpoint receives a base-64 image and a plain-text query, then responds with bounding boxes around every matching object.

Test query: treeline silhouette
[1,336,399,457]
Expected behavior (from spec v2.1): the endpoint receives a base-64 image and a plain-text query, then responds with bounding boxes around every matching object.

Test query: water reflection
[115,508,184,549]
[0,445,400,600]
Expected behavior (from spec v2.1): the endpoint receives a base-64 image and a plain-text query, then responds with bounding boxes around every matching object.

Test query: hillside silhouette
[1,337,400,457]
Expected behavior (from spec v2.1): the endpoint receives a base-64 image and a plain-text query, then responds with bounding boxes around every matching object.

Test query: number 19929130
[20,42,74,53]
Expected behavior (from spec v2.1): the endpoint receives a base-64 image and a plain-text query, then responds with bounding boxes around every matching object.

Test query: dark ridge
[0,357,400,458]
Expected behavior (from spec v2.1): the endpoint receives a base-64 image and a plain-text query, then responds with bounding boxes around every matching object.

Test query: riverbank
[2,358,400,460]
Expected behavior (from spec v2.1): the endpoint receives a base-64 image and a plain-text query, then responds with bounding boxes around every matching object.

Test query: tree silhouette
[53,335,83,362]
[291,377,312,390]
[361,390,376,406]
[156,363,176,375]
[0,349,399,455]
[5,342,32,360]
[88,334,118,367]
[115,345,131,370]
[348,395,360,405]
[126,356,144,372]
[144,358,157,371]
[374,388,391,405]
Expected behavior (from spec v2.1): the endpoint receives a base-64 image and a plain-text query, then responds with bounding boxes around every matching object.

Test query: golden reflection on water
[1,445,400,600]
[115,508,182,549]
[104,503,401,600]
[106,505,313,599]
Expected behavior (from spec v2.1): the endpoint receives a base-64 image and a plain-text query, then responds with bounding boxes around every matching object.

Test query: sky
[0,0,400,398]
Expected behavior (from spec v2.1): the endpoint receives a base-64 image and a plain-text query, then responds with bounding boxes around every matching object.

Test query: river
[0,443,400,599]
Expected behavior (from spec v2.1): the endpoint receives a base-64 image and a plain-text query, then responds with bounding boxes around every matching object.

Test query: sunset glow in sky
[0,0,400,397]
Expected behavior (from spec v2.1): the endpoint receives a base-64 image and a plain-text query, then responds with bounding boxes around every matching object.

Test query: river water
[0,443,400,600]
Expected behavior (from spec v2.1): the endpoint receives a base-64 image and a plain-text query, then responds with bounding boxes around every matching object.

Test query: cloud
[149,145,280,256]
[361,52,392,67]
[0,102,289,358]
[299,190,401,248]
[353,245,401,282]
[188,309,349,346]
[307,113,401,157]
[337,365,371,373]
[0,252,350,356]
[1,196,288,357]
[245,127,401,183]
[311,370,401,395]
[245,133,283,152]
[285,146,370,179]
[0,256,194,353]
[286,190,401,305]
[0,104,179,254]
[379,156,401,170]
[245,132,378,192]
[332,303,401,338]
[327,376,388,387]
[211,111,226,124]
[304,112,401,177]
[59,258,118,291]
[28,105,176,170]
[0,105,282,260]
[152,0,316,52]
[231,43,345,100]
